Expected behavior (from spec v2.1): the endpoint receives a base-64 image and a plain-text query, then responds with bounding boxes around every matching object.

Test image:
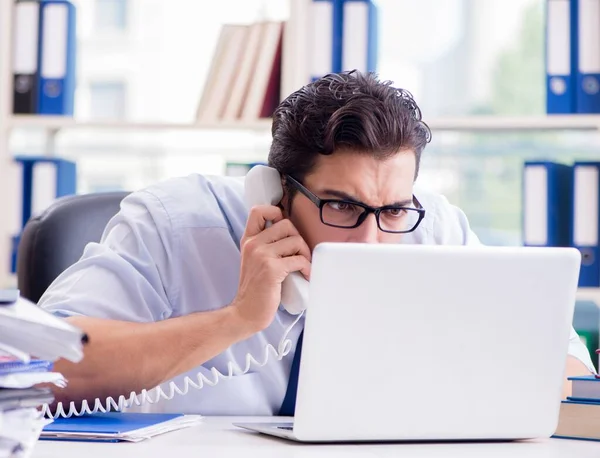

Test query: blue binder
[575,0,600,113]
[41,413,186,442]
[14,156,77,229]
[341,0,378,73]
[10,156,77,273]
[37,0,77,115]
[571,161,600,287]
[545,0,577,114]
[522,161,572,247]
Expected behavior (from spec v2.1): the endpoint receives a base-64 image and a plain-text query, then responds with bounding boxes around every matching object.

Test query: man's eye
[327,202,354,212]
[383,208,407,217]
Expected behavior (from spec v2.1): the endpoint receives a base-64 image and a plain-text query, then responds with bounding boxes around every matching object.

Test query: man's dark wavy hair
[268,70,431,191]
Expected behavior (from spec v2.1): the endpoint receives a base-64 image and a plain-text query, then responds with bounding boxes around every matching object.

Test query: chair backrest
[17,191,129,303]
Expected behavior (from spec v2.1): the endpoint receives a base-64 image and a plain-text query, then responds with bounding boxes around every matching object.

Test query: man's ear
[279,177,291,217]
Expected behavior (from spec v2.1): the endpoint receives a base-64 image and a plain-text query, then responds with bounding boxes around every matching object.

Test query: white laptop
[235,243,581,442]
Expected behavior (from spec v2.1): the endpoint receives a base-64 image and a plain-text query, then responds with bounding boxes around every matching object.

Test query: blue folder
[545,0,577,114]
[0,359,52,375]
[42,413,186,442]
[37,0,77,115]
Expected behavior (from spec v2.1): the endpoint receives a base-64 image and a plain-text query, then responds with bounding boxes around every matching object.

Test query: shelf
[426,115,600,132]
[6,114,600,133]
[576,288,600,305]
[6,116,274,132]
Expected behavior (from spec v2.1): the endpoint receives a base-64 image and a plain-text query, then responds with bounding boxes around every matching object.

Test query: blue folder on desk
[41,413,202,442]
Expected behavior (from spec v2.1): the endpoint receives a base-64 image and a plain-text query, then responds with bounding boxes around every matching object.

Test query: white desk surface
[31,416,599,458]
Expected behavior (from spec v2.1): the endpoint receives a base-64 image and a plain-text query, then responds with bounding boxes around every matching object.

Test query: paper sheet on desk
[0,409,52,458]
[0,372,66,389]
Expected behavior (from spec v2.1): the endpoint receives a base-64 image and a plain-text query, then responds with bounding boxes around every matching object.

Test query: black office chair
[16,191,129,303]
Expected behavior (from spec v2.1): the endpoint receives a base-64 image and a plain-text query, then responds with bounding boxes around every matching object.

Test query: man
[40,71,595,416]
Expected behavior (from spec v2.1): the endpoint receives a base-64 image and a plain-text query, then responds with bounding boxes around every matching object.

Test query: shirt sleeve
[568,328,597,374]
[427,194,482,246]
[38,190,178,323]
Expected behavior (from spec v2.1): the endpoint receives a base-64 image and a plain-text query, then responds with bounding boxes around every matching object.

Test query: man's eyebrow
[321,189,413,207]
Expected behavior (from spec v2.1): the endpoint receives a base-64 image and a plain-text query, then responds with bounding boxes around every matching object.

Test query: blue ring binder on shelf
[37,0,77,116]
[545,0,578,114]
[309,0,378,82]
[10,156,77,274]
[571,161,600,287]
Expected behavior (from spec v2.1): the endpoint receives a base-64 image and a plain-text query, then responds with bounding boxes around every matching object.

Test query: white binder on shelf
[545,0,576,114]
[309,0,336,81]
[571,162,600,287]
[522,161,572,248]
[341,0,378,73]
[12,0,40,114]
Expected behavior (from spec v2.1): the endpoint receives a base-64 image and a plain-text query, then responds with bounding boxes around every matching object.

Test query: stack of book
[0,290,85,458]
[195,21,283,123]
[554,352,600,441]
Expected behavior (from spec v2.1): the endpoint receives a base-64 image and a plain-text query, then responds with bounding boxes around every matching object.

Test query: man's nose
[350,213,380,244]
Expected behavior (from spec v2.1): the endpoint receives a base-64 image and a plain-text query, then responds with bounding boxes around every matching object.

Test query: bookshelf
[1,0,600,291]
[7,116,274,132]
[577,288,600,306]
[8,114,600,133]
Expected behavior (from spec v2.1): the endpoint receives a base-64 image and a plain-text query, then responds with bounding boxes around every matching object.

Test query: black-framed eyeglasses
[285,175,426,234]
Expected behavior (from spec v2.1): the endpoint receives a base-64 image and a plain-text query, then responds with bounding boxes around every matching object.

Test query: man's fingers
[269,235,312,262]
[256,219,306,248]
[281,255,311,281]
[244,205,284,238]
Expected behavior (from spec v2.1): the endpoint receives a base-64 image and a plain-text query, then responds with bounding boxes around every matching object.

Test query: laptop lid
[292,243,580,442]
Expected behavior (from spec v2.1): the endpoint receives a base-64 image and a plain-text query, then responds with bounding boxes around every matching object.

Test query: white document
[0,296,85,363]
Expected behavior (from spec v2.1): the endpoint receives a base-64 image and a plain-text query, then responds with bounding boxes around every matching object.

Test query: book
[552,348,600,441]
[195,24,248,123]
[554,400,600,441]
[41,413,203,442]
[195,20,284,123]
[568,374,600,401]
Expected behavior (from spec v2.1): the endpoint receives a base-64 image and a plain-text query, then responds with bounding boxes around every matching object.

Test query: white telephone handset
[244,165,310,315]
[43,166,305,419]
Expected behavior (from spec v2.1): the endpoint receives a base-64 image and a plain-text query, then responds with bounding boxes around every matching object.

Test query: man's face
[285,150,417,252]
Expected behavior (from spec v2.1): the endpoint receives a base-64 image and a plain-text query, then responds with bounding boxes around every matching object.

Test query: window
[89,81,126,119]
[94,0,127,32]
[377,0,544,117]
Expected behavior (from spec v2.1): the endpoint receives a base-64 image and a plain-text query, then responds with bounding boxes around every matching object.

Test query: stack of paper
[0,290,85,458]
[0,292,85,363]
[41,413,203,442]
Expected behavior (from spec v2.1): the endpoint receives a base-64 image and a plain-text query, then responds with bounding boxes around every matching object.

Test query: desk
[31,416,599,458]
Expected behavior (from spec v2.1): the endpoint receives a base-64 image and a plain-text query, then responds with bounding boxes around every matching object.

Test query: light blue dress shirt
[39,173,596,415]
